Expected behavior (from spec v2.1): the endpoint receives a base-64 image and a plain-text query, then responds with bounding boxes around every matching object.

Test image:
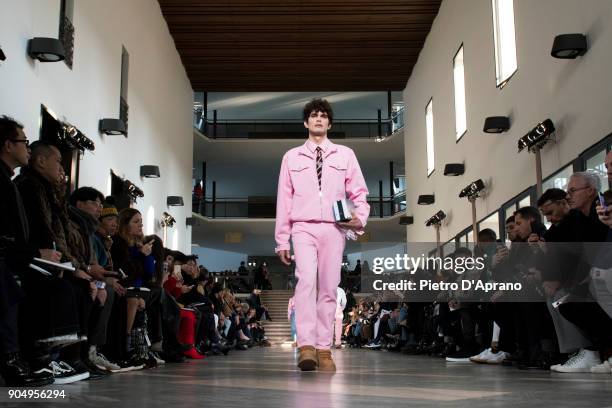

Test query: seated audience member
[501,207,555,369]
[565,172,608,241]
[247,288,272,321]
[111,209,163,366]
[536,188,609,373]
[537,187,612,374]
[69,187,115,375]
[15,140,98,383]
[0,116,58,386]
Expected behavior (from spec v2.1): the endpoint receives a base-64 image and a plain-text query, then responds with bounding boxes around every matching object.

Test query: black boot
[1,353,54,387]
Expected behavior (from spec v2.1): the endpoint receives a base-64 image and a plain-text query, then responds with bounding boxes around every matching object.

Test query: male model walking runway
[275,99,369,372]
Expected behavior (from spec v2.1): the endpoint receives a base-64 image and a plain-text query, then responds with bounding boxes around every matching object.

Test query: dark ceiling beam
[158,0,441,91]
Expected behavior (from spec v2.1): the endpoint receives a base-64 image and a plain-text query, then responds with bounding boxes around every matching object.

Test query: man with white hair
[542,172,609,373]
[567,172,602,216]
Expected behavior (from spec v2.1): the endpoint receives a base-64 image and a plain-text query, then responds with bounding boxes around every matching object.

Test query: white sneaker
[469,348,489,363]
[551,349,600,373]
[483,349,509,364]
[590,357,612,374]
[90,350,120,371]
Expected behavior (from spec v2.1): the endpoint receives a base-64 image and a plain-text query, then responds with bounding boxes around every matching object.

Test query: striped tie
[316,146,323,190]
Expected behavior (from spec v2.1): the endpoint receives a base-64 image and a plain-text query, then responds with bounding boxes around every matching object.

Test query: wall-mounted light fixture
[551,34,587,59]
[140,165,160,178]
[459,179,485,199]
[124,179,144,201]
[459,179,486,243]
[59,122,95,151]
[167,196,184,207]
[0,47,6,61]
[519,119,556,196]
[99,118,127,136]
[186,217,200,227]
[27,37,65,62]
[518,119,555,153]
[417,194,435,205]
[160,212,176,228]
[483,116,510,133]
[425,210,446,227]
[399,216,414,225]
[443,163,465,176]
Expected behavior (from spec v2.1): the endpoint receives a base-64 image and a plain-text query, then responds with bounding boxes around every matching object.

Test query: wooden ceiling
[158,0,441,92]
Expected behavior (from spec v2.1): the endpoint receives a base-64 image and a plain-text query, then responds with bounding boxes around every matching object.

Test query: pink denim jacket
[275,139,370,253]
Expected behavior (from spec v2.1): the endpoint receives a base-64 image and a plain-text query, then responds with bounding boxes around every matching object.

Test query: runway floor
[3,347,612,408]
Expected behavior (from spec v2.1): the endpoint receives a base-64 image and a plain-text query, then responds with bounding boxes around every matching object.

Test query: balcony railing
[192,191,406,219]
[193,107,405,140]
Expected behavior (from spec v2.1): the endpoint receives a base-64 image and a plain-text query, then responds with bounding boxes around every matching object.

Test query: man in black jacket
[537,187,609,373]
[0,116,57,386]
[15,140,100,382]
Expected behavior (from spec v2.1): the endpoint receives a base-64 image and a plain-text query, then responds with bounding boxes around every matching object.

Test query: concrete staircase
[259,290,294,346]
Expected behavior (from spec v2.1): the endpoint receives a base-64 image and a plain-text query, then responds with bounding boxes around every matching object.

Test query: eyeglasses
[10,138,30,147]
[566,186,590,195]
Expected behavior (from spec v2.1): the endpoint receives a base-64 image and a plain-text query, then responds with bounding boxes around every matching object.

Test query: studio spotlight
[518,119,555,152]
[443,163,465,176]
[59,122,95,151]
[551,34,587,59]
[140,165,160,178]
[417,194,435,205]
[459,179,485,199]
[167,196,184,207]
[160,212,176,228]
[99,118,127,136]
[483,116,510,133]
[425,210,446,227]
[124,180,144,200]
[27,37,65,62]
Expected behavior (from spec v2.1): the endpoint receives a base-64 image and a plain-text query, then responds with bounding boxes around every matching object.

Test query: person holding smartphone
[275,99,369,372]
[111,209,163,365]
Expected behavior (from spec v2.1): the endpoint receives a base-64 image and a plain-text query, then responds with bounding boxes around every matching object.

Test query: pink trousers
[292,222,345,349]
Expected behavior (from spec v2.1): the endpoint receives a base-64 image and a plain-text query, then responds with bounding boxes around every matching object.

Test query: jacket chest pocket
[326,159,348,192]
[289,162,314,195]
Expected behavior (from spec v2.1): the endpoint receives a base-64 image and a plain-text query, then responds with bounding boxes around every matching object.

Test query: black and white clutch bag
[333,199,353,222]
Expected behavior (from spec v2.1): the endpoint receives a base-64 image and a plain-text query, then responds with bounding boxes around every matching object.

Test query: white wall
[0,0,194,253]
[403,0,612,243]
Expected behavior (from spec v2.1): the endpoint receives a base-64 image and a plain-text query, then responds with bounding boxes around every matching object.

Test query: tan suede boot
[298,346,317,371]
[316,349,336,372]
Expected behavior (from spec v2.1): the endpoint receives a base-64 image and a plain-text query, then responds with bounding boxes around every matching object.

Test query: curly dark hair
[302,98,333,125]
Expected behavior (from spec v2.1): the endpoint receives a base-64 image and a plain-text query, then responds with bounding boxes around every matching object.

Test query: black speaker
[443,163,465,176]
[399,216,414,225]
[483,116,510,133]
[418,194,435,205]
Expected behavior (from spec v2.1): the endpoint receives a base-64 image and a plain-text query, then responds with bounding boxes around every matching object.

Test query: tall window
[120,46,129,134]
[492,0,518,87]
[425,98,435,176]
[543,164,573,192]
[59,0,75,69]
[453,45,467,140]
[479,212,500,239]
